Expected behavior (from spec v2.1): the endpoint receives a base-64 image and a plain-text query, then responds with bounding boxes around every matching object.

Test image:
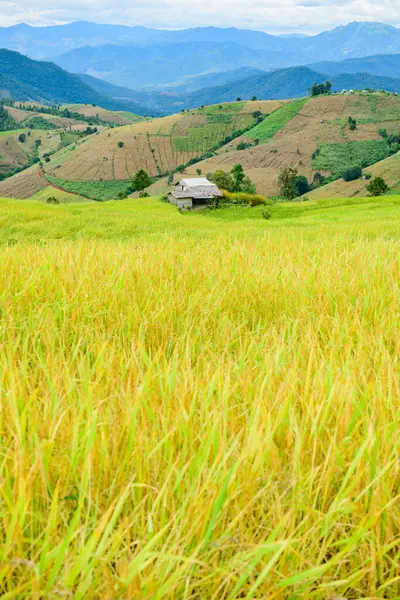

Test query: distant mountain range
[1,20,400,90]
[0,49,157,115]
[80,62,400,114]
[2,44,400,118]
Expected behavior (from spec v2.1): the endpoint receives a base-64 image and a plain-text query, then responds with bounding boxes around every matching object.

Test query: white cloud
[1,0,400,33]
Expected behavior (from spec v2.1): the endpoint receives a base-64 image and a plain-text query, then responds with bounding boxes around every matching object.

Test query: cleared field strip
[45,103,264,182]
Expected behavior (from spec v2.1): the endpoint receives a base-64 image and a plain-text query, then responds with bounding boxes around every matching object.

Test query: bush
[46,196,60,205]
[262,208,272,220]
[118,141,124,148]
[294,175,310,196]
[343,166,362,182]
[222,190,269,206]
[236,141,252,151]
[366,177,389,197]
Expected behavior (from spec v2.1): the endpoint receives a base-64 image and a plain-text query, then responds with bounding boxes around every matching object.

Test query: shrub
[132,169,152,191]
[343,166,362,182]
[378,128,388,138]
[46,196,60,205]
[366,177,389,197]
[364,172,372,180]
[294,175,310,196]
[262,208,272,220]
[222,190,269,206]
[118,141,124,148]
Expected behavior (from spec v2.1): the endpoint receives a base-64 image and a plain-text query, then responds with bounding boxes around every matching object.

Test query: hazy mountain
[0,49,154,115]
[53,42,297,88]
[1,21,400,79]
[141,67,267,92]
[295,21,400,61]
[143,67,400,112]
[312,53,400,79]
[0,21,158,59]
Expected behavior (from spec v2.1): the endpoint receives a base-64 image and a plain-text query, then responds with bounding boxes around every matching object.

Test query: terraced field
[306,152,400,199]
[62,104,144,126]
[0,128,64,177]
[4,94,400,200]
[45,102,269,183]
[187,93,400,196]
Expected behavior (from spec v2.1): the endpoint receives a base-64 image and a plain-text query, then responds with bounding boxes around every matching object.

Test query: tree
[241,176,257,194]
[18,133,26,143]
[118,141,124,148]
[294,175,309,196]
[278,168,298,200]
[196,168,202,176]
[231,164,245,191]
[209,170,234,191]
[366,177,389,197]
[348,117,357,131]
[132,169,152,191]
[310,81,332,97]
[252,96,257,101]
[343,166,362,182]
[236,97,242,102]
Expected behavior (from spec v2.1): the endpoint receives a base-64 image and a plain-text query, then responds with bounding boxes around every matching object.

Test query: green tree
[209,170,234,191]
[252,96,257,101]
[231,164,245,191]
[196,168,202,176]
[118,141,124,148]
[18,133,26,143]
[366,177,389,197]
[278,167,298,200]
[241,176,257,194]
[343,166,362,182]
[132,169,152,191]
[294,175,309,196]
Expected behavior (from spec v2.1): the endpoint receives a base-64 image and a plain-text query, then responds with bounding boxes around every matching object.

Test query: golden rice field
[1,195,400,599]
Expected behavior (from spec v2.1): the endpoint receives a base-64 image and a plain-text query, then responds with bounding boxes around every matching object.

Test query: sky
[1,0,400,34]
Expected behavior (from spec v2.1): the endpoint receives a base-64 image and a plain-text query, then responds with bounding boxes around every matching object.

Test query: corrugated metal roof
[180,178,213,187]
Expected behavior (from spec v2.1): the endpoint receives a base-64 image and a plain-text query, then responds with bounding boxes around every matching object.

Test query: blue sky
[1,0,400,33]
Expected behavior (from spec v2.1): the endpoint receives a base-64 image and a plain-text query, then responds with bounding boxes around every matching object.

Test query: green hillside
[0,49,154,115]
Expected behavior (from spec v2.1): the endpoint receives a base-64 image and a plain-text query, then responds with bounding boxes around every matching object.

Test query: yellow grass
[1,196,400,598]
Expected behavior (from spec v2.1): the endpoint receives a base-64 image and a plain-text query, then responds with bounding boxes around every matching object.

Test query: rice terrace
[1,13,400,600]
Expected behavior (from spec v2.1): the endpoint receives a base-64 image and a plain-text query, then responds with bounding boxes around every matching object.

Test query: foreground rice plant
[0,197,400,599]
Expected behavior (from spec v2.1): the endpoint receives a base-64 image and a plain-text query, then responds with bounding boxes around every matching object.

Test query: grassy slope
[42,101,276,186]
[307,152,400,199]
[1,195,400,599]
[187,93,400,196]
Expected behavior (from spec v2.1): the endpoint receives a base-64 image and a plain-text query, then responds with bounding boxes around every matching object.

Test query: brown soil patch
[0,166,47,198]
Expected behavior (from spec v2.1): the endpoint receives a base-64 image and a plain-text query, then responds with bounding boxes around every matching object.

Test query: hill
[39,100,279,199]
[184,93,400,196]
[142,67,267,93]
[157,67,400,112]
[305,152,400,199]
[0,49,154,115]
[311,53,400,78]
[52,42,296,89]
[2,20,400,66]
[3,92,397,201]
